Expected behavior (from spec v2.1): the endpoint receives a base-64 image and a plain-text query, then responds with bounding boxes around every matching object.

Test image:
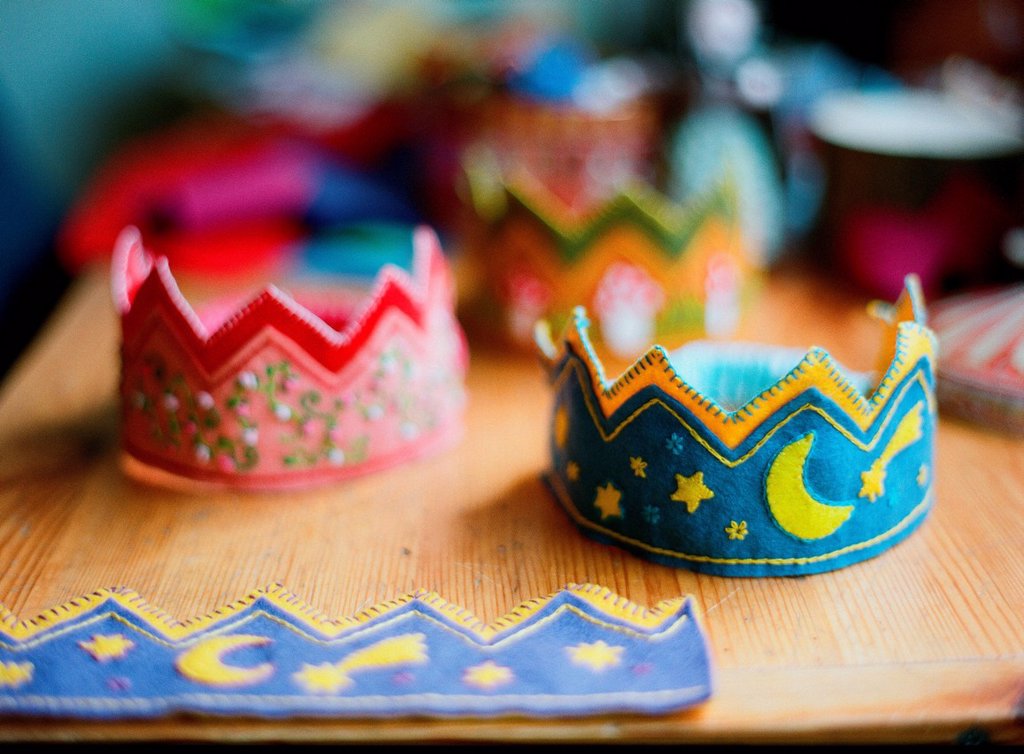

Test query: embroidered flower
[641,504,661,525]
[365,404,384,422]
[162,393,180,411]
[566,461,580,481]
[238,371,258,390]
[665,433,686,455]
[273,403,292,421]
[725,520,748,540]
[630,456,648,478]
[242,427,259,446]
[327,448,345,466]
[183,421,198,437]
[194,444,211,463]
[196,391,215,410]
[106,676,132,692]
[217,454,236,473]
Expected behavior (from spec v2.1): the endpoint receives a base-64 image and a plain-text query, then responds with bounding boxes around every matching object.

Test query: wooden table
[0,262,1021,744]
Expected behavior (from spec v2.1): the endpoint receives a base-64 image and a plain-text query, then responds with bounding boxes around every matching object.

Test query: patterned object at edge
[113,224,468,489]
[929,283,1024,436]
[535,276,938,576]
[0,584,711,719]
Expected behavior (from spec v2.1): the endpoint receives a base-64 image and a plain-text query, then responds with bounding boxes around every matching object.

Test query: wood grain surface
[0,263,1021,743]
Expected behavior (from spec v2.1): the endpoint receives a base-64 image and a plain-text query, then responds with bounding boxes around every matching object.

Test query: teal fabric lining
[667,341,875,412]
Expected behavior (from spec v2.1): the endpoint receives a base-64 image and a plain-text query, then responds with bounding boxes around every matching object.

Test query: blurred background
[2,0,1023,377]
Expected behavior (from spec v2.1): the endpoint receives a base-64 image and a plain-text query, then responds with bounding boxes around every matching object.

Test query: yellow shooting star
[859,402,925,502]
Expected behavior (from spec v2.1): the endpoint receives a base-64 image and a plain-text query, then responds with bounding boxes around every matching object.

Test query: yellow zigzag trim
[536,281,936,451]
[0,584,692,645]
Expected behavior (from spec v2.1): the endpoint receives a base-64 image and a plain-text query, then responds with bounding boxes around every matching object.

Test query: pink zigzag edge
[113,224,467,376]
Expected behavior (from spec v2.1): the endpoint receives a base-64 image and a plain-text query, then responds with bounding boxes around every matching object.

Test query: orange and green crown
[462,167,758,360]
[534,276,937,576]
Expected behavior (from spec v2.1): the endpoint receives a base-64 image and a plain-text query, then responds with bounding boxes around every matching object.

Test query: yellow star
[566,461,580,481]
[462,660,514,690]
[566,640,623,672]
[79,633,135,662]
[859,461,886,502]
[593,482,623,519]
[554,406,569,449]
[917,464,929,487]
[292,662,353,694]
[0,661,32,689]
[629,456,647,478]
[670,471,714,514]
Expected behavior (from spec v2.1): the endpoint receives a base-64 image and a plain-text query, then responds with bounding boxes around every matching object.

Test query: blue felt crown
[0,584,710,719]
[535,276,937,577]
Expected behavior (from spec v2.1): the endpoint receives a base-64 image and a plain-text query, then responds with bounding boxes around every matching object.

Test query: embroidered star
[0,661,32,689]
[859,461,886,502]
[593,482,623,520]
[629,456,647,478]
[566,461,580,481]
[670,471,714,513]
[724,520,748,540]
[917,464,929,487]
[462,660,514,690]
[554,406,569,449]
[79,633,135,662]
[566,640,624,672]
[292,662,352,694]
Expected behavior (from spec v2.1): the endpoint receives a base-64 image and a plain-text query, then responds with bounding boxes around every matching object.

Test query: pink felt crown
[112,225,468,489]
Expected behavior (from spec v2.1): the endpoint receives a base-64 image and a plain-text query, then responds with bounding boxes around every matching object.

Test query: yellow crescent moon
[766,434,854,540]
[175,634,274,688]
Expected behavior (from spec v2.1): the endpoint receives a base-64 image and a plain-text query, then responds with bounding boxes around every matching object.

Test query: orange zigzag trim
[536,276,936,449]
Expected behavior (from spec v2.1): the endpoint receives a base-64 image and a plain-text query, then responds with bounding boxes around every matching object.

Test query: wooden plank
[0,266,1022,743]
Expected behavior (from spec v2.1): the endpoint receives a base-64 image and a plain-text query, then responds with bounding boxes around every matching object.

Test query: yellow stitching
[557,356,934,468]
[548,471,932,566]
[0,585,694,643]
[551,308,936,442]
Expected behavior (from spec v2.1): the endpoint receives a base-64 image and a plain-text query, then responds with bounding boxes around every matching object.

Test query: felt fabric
[462,169,757,359]
[113,223,467,490]
[0,584,711,719]
[535,276,938,577]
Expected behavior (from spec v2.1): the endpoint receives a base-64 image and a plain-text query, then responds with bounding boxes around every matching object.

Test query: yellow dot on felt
[79,633,135,662]
[629,456,647,478]
[566,640,624,672]
[917,464,929,487]
[566,461,580,481]
[593,482,623,520]
[554,406,569,449]
[0,661,32,688]
[293,662,353,694]
[463,660,514,690]
[670,471,714,514]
